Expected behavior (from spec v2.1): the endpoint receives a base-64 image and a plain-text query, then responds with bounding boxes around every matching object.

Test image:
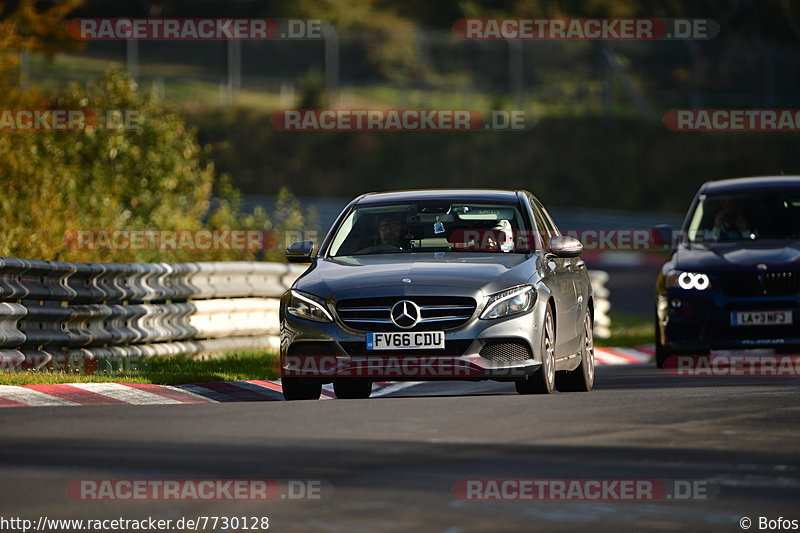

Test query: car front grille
[718,271,800,297]
[765,272,800,296]
[336,296,476,332]
[287,342,340,355]
[479,340,532,362]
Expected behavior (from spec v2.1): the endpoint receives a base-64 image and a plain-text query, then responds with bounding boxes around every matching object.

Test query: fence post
[126,38,139,83]
[322,22,339,107]
[602,43,654,122]
[227,38,242,104]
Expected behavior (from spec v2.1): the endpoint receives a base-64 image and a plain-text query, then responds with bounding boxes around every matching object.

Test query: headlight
[666,271,710,290]
[287,290,333,322]
[481,285,536,319]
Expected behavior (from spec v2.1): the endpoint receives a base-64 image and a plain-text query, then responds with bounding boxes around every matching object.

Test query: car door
[536,198,583,356]
[528,196,580,357]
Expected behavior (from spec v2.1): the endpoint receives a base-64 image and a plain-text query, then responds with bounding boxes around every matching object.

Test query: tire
[655,315,709,368]
[282,377,322,401]
[333,379,372,399]
[516,304,556,394]
[655,316,669,369]
[556,309,595,392]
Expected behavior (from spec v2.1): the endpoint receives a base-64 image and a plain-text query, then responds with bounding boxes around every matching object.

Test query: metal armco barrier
[0,258,306,366]
[0,257,612,366]
[589,270,612,339]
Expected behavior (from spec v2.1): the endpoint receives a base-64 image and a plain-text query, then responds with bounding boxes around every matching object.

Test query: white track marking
[155,385,219,403]
[69,383,184,405]
[0,386,80,407]
[174,384,226,402]
[606,347,652,363]
[229,380,285,400]
[371,381,426,397]
[320,384,336,400]
[594,348,636,365]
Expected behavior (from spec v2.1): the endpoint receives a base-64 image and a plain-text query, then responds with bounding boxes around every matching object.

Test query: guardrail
[0,258,306,367]
[589,270,612,339]
[0,257,612,368]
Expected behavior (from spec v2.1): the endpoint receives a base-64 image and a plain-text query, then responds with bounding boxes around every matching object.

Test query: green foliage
[0,0,84,87]
[595,312,653,348]
[0,350,279,386]
[0,68,314,262]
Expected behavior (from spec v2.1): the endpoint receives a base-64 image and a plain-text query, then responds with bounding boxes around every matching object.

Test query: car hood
[674,240,800,271]
[293,252,535,300]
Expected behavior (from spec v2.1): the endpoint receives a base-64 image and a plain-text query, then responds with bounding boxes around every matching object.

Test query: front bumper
[659,289,800,351]
[279,300,547,382]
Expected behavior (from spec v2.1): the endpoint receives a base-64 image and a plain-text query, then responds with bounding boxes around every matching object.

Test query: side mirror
[285,240,315,263]
[652,224,675,250]
[549,236,583,258]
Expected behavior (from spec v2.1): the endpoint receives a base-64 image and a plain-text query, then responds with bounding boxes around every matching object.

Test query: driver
[712,198,757,240]
[378,215,408,248]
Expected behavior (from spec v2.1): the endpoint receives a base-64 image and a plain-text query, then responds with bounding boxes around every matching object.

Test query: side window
[526,194,549,250]
[537,201,561,237]
[529,196,559,238]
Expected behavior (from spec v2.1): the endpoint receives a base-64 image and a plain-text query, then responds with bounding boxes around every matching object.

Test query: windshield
[327,201,533,256]
[687,189,800,243]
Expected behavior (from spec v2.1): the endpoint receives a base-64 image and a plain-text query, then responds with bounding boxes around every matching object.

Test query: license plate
[731,310,793,326]
[366,331,445,350]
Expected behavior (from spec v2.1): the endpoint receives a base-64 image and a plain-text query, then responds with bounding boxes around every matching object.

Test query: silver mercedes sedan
[279,189,595,400]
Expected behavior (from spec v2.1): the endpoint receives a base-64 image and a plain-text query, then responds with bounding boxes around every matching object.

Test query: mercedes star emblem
[390,300,420,329]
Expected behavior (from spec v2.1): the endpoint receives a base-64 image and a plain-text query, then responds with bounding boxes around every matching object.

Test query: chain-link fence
[21,26,800,118]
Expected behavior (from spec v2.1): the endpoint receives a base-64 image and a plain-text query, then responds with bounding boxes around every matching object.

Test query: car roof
[701,175,800,195]
[355,189,522,205]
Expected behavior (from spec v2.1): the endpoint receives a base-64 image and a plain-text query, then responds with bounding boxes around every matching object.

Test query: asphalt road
[1,365,798,533]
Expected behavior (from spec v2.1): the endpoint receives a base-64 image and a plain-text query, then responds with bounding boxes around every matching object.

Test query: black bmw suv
[655,176,800,367]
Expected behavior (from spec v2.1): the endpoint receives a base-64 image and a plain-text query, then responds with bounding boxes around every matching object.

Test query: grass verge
[595,311,653,348]
[0,351,279,386]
